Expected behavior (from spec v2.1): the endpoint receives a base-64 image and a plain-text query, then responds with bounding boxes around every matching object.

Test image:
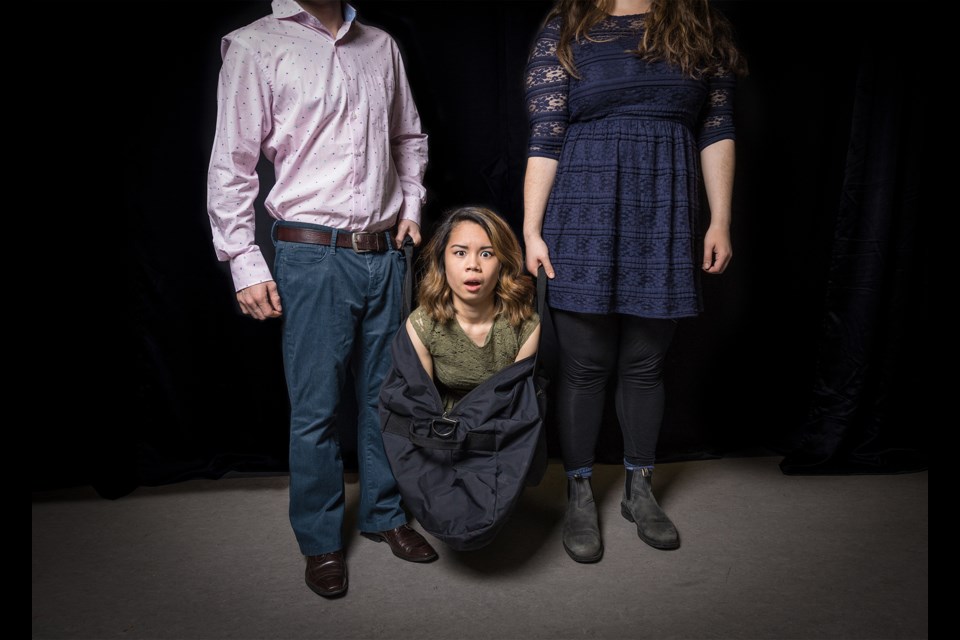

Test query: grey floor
[32,457,928,640]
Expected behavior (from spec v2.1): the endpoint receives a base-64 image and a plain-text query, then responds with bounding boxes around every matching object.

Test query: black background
[35,1,933,496]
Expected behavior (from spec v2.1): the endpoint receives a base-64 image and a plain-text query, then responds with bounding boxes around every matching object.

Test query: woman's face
[444,221,501,310]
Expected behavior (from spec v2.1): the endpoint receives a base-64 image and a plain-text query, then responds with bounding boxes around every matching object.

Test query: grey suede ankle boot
[620,468,680,550]
[562,475,603,563]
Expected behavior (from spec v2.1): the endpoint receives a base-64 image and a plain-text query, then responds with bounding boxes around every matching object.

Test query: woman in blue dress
[523,0,747,562]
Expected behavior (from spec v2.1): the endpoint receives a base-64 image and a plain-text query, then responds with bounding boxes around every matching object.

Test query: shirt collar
[272,0,357,24]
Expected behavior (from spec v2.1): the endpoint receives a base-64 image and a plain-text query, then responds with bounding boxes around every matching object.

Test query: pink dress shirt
[207,0,428,291]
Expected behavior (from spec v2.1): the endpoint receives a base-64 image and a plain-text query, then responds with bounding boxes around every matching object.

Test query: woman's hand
[702,226,732,274]
[522,157,559,279]
[525,234,555,279]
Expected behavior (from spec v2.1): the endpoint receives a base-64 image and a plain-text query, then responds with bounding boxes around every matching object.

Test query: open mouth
[464,279,483,292]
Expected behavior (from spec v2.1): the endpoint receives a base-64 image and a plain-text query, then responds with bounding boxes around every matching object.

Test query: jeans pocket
[276,240,330,265]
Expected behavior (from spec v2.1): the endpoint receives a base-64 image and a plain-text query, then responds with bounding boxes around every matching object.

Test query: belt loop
[271,220,281,246]
[384,231,393,253]
[330,228,338,254]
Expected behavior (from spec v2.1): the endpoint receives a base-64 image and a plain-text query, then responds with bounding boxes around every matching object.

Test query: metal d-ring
[430,414,459,438]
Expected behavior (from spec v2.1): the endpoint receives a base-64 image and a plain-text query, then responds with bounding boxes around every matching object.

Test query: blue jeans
[273,222,407,555]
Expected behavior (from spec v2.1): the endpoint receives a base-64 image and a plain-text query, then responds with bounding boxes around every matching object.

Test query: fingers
[396,220,422,248]
[702,244,733,274]
[525,254,540,276]
[406,224,421,247]
[524,237,555,279]
[702,227,732,274]
[236,282,282,320]
[237,289,250,317]
[539,254,555,279]
[266,281,283,316]
[702,244,715,272]
[713,250,732,273]
[525,254,555,279]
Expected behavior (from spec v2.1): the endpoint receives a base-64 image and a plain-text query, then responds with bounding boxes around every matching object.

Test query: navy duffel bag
[379,260,549,551]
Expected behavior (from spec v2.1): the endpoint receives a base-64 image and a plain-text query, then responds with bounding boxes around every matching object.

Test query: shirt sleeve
[409,307,436,351]
[388,40,428,227]
[525,18,570,160]
[206,35,274,292]
[696,65,736,151]
[518,312,542,350]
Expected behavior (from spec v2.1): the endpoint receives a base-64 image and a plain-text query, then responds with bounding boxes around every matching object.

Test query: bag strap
[533,265,547,374]
[383,415,497,451]
[402,237,415,319]
[408,427,496,452]
[536,265,547,316]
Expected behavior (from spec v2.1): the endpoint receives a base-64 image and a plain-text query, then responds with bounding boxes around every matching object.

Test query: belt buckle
[351,232,376,253]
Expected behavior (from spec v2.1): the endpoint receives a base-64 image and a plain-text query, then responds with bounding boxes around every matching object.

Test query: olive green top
[409,306,540,412]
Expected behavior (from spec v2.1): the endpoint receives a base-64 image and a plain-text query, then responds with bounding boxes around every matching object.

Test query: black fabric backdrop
[36,1,932,497]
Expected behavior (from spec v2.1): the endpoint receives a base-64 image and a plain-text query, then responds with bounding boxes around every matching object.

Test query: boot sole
[562,541,604,563]
[621,504,680,550]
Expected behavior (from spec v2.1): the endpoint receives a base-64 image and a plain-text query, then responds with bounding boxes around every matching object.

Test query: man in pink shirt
[207,0,437,598]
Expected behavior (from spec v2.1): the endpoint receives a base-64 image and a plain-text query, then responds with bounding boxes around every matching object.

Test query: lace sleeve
[525,18,569,160]
[697,66,736,150]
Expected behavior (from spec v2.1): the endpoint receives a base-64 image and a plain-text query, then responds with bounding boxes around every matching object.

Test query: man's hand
[236,281,283,320]
[396,219,422,248]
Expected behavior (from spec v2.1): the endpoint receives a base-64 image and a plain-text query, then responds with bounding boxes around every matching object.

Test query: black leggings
[552,309,677,470]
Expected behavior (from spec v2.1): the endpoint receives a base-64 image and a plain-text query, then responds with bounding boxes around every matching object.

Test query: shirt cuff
[399,195,422,228]
[230,248,273,292]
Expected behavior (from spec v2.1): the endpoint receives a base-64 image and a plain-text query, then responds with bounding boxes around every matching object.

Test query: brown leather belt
[276,226,393,253]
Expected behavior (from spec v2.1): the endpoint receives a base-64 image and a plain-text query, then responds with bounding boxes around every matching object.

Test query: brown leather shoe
[361,523,438,563]
[304,550,347,598]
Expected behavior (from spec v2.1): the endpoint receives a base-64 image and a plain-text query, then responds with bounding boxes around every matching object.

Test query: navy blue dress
[525,13,736,318]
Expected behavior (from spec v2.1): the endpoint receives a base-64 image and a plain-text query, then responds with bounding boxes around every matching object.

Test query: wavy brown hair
[417,207,535,328]
[550,0,747,79]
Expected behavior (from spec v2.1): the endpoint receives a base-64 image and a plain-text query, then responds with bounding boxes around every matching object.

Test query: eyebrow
[450,244,494,250]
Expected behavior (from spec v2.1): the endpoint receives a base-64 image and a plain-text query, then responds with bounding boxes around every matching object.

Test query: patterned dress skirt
[543,114,704,319]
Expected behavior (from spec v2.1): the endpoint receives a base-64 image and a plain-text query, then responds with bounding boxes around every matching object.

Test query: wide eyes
[451,249,496,259]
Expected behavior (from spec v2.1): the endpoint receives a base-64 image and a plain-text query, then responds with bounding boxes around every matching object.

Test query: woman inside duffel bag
[407,207,540,412]
[379,206,543,550]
